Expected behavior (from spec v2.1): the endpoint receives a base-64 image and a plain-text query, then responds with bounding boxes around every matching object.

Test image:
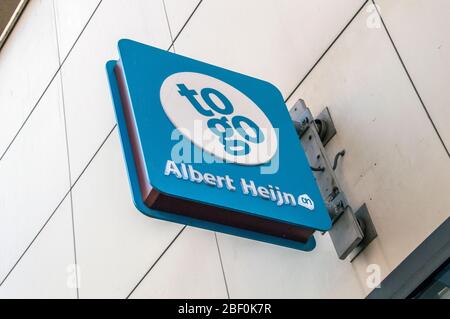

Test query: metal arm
[290,99,377,261]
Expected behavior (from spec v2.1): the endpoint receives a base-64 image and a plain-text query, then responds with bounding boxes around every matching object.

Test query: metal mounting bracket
[290,99,377,260]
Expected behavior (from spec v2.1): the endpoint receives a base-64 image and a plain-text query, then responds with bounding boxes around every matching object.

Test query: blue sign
[106,39,331,251]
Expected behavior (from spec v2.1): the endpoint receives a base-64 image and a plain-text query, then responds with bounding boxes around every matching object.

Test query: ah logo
[160,72,278,165]
[298,194,315,211]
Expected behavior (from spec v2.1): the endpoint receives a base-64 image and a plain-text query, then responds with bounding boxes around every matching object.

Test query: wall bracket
[290,99,377,260]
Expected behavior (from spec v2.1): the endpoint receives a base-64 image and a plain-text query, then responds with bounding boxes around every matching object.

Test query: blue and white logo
[160,72,278,165]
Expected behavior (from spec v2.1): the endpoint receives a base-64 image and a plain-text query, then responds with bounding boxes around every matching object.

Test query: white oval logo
[160,72,278,165]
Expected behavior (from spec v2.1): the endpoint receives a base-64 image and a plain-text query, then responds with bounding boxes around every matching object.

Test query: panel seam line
[52,0,80,299]
[126,226,187,299]
[372,0,449,157]
[0,0,104,163]
[284,0,369,103]
[215,233,230,299]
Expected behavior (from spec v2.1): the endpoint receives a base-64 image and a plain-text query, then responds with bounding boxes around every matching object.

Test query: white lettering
[240,178,257,196]
[164,160,182,178]
[164,160,314,212]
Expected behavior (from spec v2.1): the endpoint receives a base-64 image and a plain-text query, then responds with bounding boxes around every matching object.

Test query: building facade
[0,0,449,299]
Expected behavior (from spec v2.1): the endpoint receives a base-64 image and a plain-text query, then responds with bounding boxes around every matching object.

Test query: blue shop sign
[106,39,331,251]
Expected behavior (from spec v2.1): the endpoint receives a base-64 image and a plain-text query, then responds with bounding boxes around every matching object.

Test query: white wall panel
[375,0,450,151]
[60,0,172,183]
[164,0,201,39]
[130,228,228,299]
[0,75,70,284]
[0,197,76,299]
[287,2,450,295]
[0,0,59,157]
[71,130,182,299]
[173,0,366,99]
[54,0,101,59]
[217,232,365,298]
